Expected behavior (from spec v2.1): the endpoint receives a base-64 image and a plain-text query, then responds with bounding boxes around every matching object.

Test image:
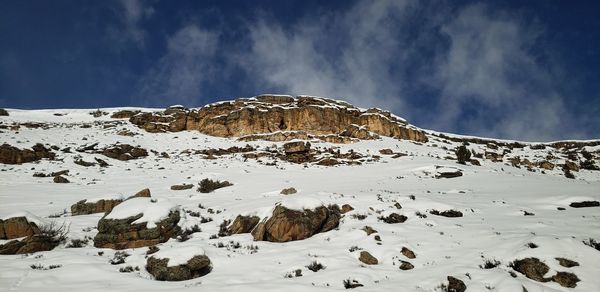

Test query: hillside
[1,95,599,292]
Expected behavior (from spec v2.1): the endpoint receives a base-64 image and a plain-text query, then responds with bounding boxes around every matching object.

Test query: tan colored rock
[538,161,555,170]
[0,217,40,239]
[229,205,341,242]
[129,95,428,143]
[341,204,354,214]
[283,141,310,154]
[110,110,140,119]
[132,188,151,198]
[401,247,416,259]
[280,187,297,195]
[147,254,211,281]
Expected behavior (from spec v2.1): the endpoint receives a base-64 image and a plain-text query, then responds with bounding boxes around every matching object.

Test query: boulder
[399,261,414,270]
[358,251,378,265]
[283,141,310,154]
[71,199,123,216]
[93,199,180,249]
[379,149,394,155]
[228,204,341,242]
[378,213,407,223]
[280,187,297,195]
[131,188,151,198]
[0,216,40,239]
[146,254,211,281]
[401,247,416,259]
[552,272,580,288]
[569,201,599,208]
[170,184,194,191]
[447,276,466,292]
[0,235,56,255]
[341,204,354,214]
[53,175,69,183]
[436,170,463,179]
[430,209,463,218]
[511,258,550,282]
[101,144,148,161]
[0,143,55,164]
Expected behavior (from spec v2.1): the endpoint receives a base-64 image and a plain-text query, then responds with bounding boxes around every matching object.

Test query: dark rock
[555,257,579,268]
[283,141,310,154]
[399,260,414,270]
[53,175,69,183]
[401,247,416,259]
[430,209,463,218]
[341,204,354,213]
[447,276,467,292]
[379,213,407,223]
[0,109,8,116]
[379,149,394,155]
[71,199,123,216]
[552,271,580,288]
[280,187,297,195]
[0,143,55,164]
[436,170,463,179]
[358,251,378,265]
[362,226,377,235]
[101,144,148,161]
[569,201,599,208]
[170,184,194,191]
[146,254,211,281]
[511,258,550,282]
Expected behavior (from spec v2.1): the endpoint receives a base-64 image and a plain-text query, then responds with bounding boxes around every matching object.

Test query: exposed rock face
[228,204,341,242]
[129,95,428,143]
[93,211,180,250]
[0,143,55,164]
[110,110,140,119]
[71,199,123,216]
[146,254,211,281]
[101,144,148,161]
[284,141,310,154]
[0,217,40,239]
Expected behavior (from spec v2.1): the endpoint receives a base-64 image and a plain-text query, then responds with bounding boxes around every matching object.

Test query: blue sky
[1,0,599,141]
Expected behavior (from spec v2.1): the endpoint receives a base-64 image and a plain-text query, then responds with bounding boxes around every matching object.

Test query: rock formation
[0,216,40,239]
[128,95,428,143]
[146,254,211,281]
[228,204,341,242]
[0,143,55,164]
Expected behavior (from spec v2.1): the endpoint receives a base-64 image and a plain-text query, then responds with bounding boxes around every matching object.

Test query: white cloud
[135,25,219,106]
[109,0,154,48]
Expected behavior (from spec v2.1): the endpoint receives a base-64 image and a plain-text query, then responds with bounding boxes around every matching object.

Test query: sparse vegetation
[480,258,501,269]
[109,251,130,265]
[197,178,233,193]
[343,279,363,289]
[455,145,471,164]
[30,264,62,270]
[306,261,325,272]
[583,238,600,251]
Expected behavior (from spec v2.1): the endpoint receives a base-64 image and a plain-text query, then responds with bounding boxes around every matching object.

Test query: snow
[0,107,599,291]
[1,211,45,226]
[151,246,206,267]
[104,198,177,228]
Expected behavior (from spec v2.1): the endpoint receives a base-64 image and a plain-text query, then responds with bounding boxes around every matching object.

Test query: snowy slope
[1,108,599,292]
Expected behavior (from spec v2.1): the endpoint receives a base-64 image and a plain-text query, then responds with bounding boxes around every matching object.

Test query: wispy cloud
[108,0,154,49]
[135,24,219,106]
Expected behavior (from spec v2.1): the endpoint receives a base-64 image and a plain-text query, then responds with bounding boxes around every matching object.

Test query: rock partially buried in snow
[510,258,550,283]
[146,248,211,281]
[0,214,41,239]
[280,187,297,195]
[71,198,123,216]
[228,200,342,242]
[569,201,599,208]
[101,144,148,161]
[93,198,180,249]
[446,276,466,292]
[0,143,55,164]
[358,251,378,265]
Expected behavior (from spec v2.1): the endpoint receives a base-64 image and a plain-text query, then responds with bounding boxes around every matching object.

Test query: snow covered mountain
[0,95,599,292]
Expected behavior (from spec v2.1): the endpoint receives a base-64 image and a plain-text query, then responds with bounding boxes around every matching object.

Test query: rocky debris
[111,110,141,119]
[399,260,414,270]
[562,161,580,172]
[341,204,354,213]
[94,210,180,249]
[129,95,428,143]
[378,213,407,223]
[470,159,481,166]
[95,157,109,167]
[101,144,148,161]
[358,251,378,265]
[0,108,8,116]
[33,170,69,177]
[446,276,467,292]
[171,184,194,191]
[569,201,599,208]
[0,216,40,239]
[146,254,211,281]
[580,159,600,171]
[0,143,55,164]
[511,258,550,282]
[197,145,256,157]
[71,199,123,216]
[317,158,340,166]
[538,161,555,170]
[552,272,580,288]
[197,178,232,193]
[556,257,579,268]
[90,109,108,117]
[74,158,96,167]
[429,209,463,218]
[53,175,69,183]
[379,149,394,155]
[0,221,67,254]
[401,247,416,259]
[228,204,341,242]
[284,141,311,154]
[280,187,297,195]
[436,169,463,179]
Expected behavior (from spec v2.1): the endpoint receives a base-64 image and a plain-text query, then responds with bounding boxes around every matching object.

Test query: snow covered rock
[129,95,428,143]
[101,144,148,161]
[71,198,123,216]
[146,248,211,281]
[0,215,41,239]
[0,108,8,116]
[228,203,341,242]
[93,198,180,249]
[0,143,55,164]
[283,141,310,154]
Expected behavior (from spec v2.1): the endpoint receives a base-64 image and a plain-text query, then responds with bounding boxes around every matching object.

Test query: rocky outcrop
[0,143,55,164]
[101,144,148,161]
[146,254,211,281]
[0,234,57,255]
[0,217,40,239]
[0,108,8,116]
[129,95,428,143]
[228,204,341,242]
[110,110,140,119]
[71,199,123,216]
[94,210,180,250]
